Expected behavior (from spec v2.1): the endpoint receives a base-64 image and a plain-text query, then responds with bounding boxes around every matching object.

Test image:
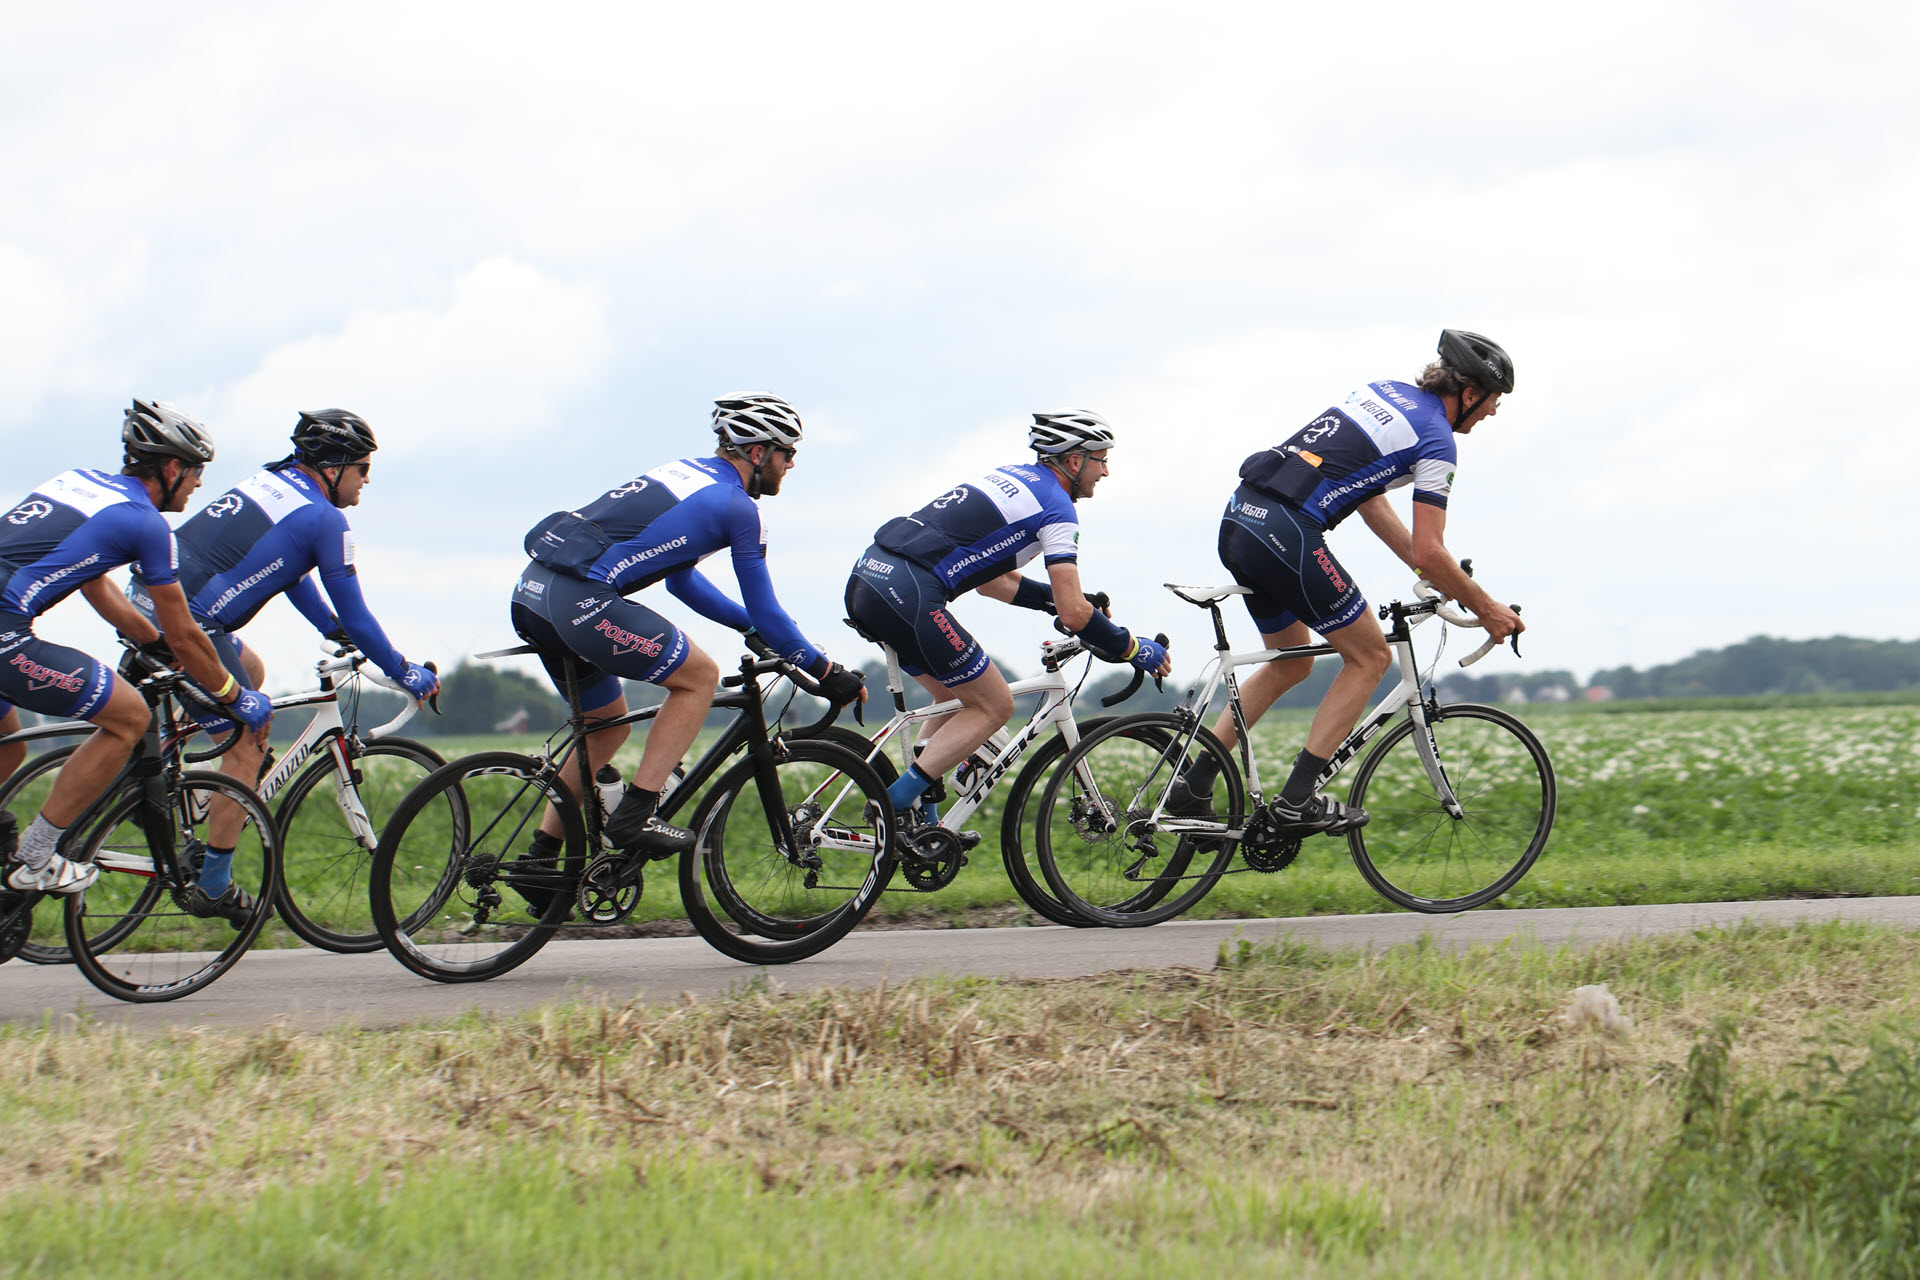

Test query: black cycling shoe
[605,791,694,862]
[1265,793,1367,835]
[1163,774,1216,817]
[506,831,565,918]
[183,883,255,931]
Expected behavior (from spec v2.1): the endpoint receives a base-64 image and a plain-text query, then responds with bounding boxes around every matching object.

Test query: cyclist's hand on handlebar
[1130,635,1172,678]
[815,662,865,706]
[1481,600,1524,642]
[225,689,273,732]
[399,663,440,700]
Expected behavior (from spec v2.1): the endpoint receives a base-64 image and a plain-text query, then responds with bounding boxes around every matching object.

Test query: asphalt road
[10,896,1920,1034]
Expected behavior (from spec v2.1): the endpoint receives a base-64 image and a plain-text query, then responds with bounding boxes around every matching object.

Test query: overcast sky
[4,1,1914,694]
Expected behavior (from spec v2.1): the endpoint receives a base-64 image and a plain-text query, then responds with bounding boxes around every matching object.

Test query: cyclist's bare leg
[39,676,148,827]
[1206,622,1316,755]
[906,665,1013,778]
[634,644,717,792]
[0,707,23,788]
[1303,608,1392,759]
[207,640,271,848]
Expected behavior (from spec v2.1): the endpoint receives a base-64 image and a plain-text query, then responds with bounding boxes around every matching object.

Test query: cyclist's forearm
[81,576,159,644]
[149,588,235,695]
[1357,496,1416,570]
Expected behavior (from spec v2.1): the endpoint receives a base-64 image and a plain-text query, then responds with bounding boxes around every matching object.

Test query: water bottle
[594,765,625,838]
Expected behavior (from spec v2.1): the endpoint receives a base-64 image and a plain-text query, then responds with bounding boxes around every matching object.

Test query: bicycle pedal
[958,830,982,851]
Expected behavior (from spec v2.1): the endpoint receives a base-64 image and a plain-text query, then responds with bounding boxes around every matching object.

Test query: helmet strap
[746,446,766,499]
[157,459,188,510]
[1067,450,1092,502]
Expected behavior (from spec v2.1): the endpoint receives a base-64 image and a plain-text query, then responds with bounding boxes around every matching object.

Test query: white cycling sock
[16,815,64,871]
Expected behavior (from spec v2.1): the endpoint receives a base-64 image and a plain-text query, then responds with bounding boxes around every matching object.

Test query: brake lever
[1509,605,1522,659]
[425,660,441,715]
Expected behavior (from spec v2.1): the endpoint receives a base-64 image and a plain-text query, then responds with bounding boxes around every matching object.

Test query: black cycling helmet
[123,399,216,466]
[1437,329,1515,394]
[292,409,378,466]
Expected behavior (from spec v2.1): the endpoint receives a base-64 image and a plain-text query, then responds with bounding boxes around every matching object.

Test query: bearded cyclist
[508,393,866,881]
[1166,330,1525,831]
[0,401,272,898]
[844,411,1172,822]
[127,410,440,917]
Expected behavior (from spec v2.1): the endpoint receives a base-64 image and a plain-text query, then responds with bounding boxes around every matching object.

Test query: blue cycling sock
[888,764,935,815]
[198,847,235,897]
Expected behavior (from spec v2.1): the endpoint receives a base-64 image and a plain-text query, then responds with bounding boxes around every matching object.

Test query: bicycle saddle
[1165,583,1253,607]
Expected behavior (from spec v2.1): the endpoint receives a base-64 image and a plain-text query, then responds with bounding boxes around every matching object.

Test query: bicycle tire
[0,742,84,964]
[1345,702,1555,912]
[1034,713,1244,928]
[678,740,895,964]
[272,736,453,953]
[64,770,281,1002]
[999,719,1126,928]
[370,751,585,983]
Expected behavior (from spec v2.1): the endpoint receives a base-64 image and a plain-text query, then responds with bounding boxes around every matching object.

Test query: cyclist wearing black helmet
[125,409,439,918]
[507,393,866,875]
[0,401,272,897]
[845,411,1171,819]
[1166,331,1525,833]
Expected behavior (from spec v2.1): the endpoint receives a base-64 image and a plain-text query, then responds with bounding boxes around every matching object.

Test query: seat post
[884,645,907,714]
[1210,604,1232,652]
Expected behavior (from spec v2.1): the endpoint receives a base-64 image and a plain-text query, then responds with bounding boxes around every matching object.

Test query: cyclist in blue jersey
[1166,330,1526,833]
[128,410,440,915]
[0,402,272,898]
[845,411,1171,820]
[509,393,865,875]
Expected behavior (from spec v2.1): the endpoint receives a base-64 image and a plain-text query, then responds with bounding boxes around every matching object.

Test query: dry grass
[5,921,1919,1274]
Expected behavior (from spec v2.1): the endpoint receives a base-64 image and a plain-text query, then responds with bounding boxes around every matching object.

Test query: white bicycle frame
[238,645,424,848]
[1141,579,1499,835]
[851,634,1102,833]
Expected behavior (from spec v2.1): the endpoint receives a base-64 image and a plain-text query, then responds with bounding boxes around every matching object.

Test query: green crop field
[9,700,1919,953]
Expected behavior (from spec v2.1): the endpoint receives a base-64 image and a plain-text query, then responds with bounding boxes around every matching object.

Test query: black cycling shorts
[1217,485,1368,635]
[128,585,254,693]
[510,562,690,711]
[0,616,116,721]
[843,546,992,688]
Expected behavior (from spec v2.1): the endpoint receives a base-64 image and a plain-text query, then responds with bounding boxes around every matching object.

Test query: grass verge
[7,921,1920,1275]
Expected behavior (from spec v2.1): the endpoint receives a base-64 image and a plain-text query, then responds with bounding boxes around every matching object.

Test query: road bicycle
[370,642,890,981]
[833,625,1166,926]
[0,648,283,1000]
[0,644,437,959]
[1033,574,1556,926]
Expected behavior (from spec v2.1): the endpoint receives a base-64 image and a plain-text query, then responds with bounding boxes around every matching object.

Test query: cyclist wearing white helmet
[507,393,865,881]
[1167,331,1525,833]
[0,401,272,897]
[845,410,1171,820]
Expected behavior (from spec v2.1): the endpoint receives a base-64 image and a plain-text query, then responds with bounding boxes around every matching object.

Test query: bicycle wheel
[272,737,452,952]
[1000,719,1127,928]
[1035,713,1244,928]
[370,752,585,982]
[64,770,280,1002]
[679,740,895,964]
[1345,702,1556,912]
[0,742,83,963]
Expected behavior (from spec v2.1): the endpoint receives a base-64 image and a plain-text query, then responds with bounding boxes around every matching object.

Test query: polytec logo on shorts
[930,609,968,652]
[1312,547,1349,592]
[9,652,84,694]
[595,618,665,658]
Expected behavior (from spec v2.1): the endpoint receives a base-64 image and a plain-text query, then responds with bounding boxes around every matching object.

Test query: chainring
[898,825,966,891]
[575,853,643,925]
[0,893,31,964]
[1238,808,1302,874]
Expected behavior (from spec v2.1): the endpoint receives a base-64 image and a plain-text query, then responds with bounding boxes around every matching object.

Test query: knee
[1356,641,1393,679]
[979,685,1015,729]
[1273,656,1313,687]
[666,646,720,695]
[240,646,266,689]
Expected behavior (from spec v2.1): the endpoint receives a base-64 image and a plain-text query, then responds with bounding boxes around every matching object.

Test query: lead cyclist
[1166,330,1526,832]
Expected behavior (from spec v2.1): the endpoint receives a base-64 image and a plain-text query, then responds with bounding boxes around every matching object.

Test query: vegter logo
[6,500,52,525]
[9,653,84,695]
[594,618,664,658]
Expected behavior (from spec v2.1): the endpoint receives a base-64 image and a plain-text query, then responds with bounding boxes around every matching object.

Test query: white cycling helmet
[712,393,803,451]
[1029,409,1115,456]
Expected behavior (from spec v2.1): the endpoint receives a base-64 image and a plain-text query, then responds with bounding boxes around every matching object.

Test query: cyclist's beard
[754,460,783,497]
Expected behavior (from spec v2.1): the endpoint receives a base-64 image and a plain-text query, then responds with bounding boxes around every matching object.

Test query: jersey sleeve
[1411,433,1457,510]
[286,572,341,634]
[724,491,825,672]
[1036,506,1080,566]
[126,507,181,588]
[664,567,753,632]
[309,508,406,677]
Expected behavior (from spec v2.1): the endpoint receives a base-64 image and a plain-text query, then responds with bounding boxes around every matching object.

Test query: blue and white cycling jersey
[1239,380,1457,530]
[526,456,824,671]
[0,470,179,621]
[133,466,407,679]
[871,463,1079,599]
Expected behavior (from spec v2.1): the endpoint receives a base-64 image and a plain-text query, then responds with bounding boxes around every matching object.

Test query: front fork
[1405,688,1464,819]
[327,737,379,848]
